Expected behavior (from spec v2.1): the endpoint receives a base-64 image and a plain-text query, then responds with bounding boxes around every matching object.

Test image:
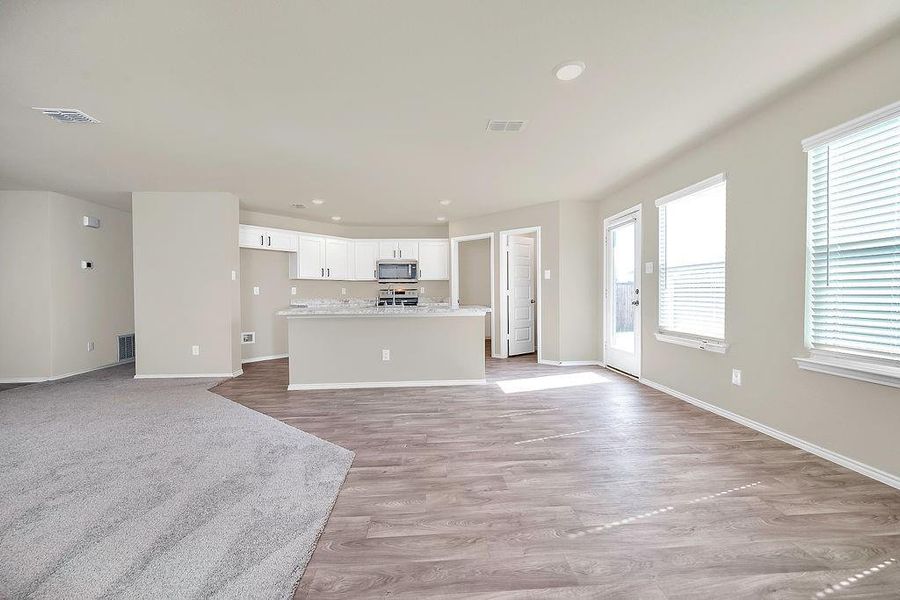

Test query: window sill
[795,352,900,389]
[655,332,728,354]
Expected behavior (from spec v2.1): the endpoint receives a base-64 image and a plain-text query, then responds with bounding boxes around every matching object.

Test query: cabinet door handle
[373,269,376,279]
[327,268,331,277]
[321,267,324,277]
[260,235,264,246]
[267,235,271,247]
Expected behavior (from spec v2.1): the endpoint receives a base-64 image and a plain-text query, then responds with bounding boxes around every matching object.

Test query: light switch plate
[192,345,200,356]
[253,286,260,296]
[732,369,742,386]
[382,349,390,361]
[231,270,236,281]
[88,341,94,352]
[341,288,347,295]
[544,269,551,280]
[645,262,654,274]
[291,286,297,295]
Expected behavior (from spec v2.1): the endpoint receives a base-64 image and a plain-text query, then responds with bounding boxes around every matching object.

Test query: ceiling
[1,1,898,225]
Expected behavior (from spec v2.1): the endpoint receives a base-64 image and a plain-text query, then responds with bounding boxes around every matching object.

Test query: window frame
[655,173,728,352]
[795,101,900,388]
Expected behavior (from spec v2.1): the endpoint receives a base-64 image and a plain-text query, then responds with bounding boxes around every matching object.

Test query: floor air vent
[118,333,135,362]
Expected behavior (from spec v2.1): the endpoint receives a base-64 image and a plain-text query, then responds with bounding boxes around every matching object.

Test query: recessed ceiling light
[436,216,447,222]
[331,216,342,222]
[439,199,452,206]
[312,198,325,205]
[554,61,585,81]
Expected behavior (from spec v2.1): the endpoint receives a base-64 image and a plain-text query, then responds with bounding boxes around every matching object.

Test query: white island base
[278,305,490,390]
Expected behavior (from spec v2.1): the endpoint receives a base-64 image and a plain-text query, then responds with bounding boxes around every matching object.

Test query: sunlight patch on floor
[496,371,610,394]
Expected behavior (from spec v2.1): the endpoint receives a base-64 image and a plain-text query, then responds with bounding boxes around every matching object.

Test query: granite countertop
[277,302,491,318]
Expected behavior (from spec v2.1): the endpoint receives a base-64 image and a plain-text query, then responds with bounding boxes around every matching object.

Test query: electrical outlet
[291,286,297,295]
[382,349,390,361]
[88,341,95,352]
[231,270,236,281]
[253,286,260,296]
[732,369,742,386]
[192,345,200,356]
[645,262,654,274]
[544,269,551,280]
[341,287,347,295]
[419,286,425,294]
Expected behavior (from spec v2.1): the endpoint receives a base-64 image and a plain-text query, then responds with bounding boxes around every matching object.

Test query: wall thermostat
[83,216,100,228]
[81,260,93,269]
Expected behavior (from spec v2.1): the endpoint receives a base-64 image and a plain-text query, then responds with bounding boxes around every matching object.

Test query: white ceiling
[1,1,898,225]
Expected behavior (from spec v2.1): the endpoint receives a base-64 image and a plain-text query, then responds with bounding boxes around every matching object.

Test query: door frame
[499,226,542,362]
[450,233,497,358]
[602,204,642,378]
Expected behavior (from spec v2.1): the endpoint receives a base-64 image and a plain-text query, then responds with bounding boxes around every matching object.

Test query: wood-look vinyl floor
[211,349,900,599]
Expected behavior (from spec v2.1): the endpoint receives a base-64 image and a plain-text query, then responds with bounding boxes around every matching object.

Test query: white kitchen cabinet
[377,240,419,260]
[291,235,326,279]
[397,241,418,260]
[239,224,297,252]
[378,241,398,259]
[325,238,350,279]
[417,239,450,280]
[354,241,379,280]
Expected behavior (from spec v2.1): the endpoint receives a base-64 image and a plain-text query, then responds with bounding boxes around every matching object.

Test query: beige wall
[559,200,601,362]
[450,201,561,362]
[592,34,900,477]
[239,248,449,362]
[0,192,52,379]
[240,210,449,239]
[287,315,485,387]
[0,191,134,381]
[458,237,492,338]
[132,192,240,376]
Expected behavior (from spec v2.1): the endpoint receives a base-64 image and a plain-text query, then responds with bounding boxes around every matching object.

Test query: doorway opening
[450,233,496,358]
[603,205,642,378]
[499,227,541,362]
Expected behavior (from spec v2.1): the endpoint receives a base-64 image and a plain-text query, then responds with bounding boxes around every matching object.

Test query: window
[656,174,727,348]
[798,102,900,384]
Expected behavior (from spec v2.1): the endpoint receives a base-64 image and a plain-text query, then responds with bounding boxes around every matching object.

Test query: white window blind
[805,109,900,362]
[657,174,726,340]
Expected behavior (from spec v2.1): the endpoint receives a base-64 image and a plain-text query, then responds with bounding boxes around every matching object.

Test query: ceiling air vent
[32,107,101,124]
[486,120,527,132]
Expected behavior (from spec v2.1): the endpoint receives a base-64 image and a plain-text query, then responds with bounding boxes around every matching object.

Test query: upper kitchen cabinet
[325,238,351,280]
[378,240,418,260]
[239,224,298,252]
[354,241,379,281]
[290,235,353,279]
[417,239,450,280]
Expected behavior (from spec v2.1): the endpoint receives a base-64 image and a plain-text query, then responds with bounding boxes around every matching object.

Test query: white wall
[132,192,240,377]
[0,191,134,381]
[592,34,900,478]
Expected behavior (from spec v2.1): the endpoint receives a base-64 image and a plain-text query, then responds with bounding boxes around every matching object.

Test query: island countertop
[277,303,491,318]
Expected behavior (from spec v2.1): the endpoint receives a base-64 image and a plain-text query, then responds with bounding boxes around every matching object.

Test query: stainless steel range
[377,287,419,306]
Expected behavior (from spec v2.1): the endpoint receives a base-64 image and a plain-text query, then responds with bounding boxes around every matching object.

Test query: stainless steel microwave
[376,259,418,283]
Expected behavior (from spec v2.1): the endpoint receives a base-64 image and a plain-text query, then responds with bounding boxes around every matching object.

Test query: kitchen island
[276,303,491,390]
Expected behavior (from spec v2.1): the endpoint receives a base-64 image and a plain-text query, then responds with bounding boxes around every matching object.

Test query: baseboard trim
[1,359,134,384]
[242,353,288,364]
[538,359,605,367]
[134,371,240,380]
[639,377,900,491]
[288,378,487,391]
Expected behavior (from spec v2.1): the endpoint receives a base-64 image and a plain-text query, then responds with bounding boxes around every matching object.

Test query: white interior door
[604,210,641,376]
[507,235,535,356]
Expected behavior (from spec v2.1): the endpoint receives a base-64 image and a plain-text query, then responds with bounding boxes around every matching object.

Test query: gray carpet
[0,365,353,599]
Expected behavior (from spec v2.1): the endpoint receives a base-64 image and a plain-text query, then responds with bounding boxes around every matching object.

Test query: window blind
[658,176,727,340]
[806,112,900,361]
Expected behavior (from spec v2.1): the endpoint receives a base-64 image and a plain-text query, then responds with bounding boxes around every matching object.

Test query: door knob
[530,299,535,304]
